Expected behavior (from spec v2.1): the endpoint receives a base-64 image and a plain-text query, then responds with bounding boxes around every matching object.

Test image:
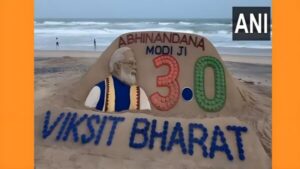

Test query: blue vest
[95,76,140,112]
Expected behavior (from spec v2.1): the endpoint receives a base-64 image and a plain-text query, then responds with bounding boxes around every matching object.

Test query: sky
[35,0,271,19]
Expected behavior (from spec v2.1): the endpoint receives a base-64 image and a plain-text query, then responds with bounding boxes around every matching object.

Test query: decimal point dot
[182,87,193,101]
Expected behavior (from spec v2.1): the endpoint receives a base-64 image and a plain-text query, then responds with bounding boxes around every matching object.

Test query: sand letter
[81,115,100,144]
[146,46,154,55]
[106,116,125,146]
[94,116,108,145]
[197,38,205,51]
[129,118,150,149]
[42,111,65,139]
[188,123,209,157]
[172,33,180,43]
[166,122,187,154]
[227,125,248,160]
[62,113,88,142]
[56,112,72,141]
[149,120,169,151]
[209,126,233,160]
[119,37,127,47]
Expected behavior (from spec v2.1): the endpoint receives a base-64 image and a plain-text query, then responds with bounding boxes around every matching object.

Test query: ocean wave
[34,27,196,36]
[35,21,110,26]
[35,27,234,40]
[34,19,271,51]
[35,20,234,28]
[196,30,231,38]
[116,22,139,25]
[158,22,174,25]
[203,23,231,26]
[43,21,66,25]
[35,28,111,35]
[178,21,193,25]
[35,24,233,37]
[217,30,230,34]
[112,22,156,26]
[215,44,272,49]
[68,21,109,25]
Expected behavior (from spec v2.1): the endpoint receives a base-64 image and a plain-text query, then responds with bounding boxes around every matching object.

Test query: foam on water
[34,18,272,52]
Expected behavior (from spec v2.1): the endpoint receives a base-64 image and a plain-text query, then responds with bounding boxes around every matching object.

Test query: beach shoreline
[35,50,272,87]
[35,49,271,65]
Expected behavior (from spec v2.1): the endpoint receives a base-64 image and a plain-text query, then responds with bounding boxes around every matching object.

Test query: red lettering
[119,37,127,47]
[172,33,180,43]
[163,33,171,43]
[154,33,162,43]
[127,34,134,45]
[146,33,154,43]
[150,55,180,111]
[181,35,188,45]
[197,38,205,51]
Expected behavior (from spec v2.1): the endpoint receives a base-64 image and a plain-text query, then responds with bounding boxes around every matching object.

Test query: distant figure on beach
[93,38,97,50]
[56,37,59,49]
[84,47,151,112]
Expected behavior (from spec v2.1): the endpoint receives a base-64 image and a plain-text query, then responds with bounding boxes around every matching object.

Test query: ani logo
[232,7,271,40]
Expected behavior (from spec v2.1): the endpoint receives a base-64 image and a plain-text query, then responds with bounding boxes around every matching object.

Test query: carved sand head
[110,47,137,85]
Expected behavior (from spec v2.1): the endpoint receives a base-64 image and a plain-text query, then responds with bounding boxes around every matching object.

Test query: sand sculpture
[35,31,271,169]
[84,47,151,112]
[72,31,247,116]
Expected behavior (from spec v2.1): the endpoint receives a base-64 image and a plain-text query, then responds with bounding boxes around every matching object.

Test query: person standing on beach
[56,37,59,49]
[93,38,97,50]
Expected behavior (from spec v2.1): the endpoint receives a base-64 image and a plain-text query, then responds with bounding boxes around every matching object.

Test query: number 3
[150,55,180,111]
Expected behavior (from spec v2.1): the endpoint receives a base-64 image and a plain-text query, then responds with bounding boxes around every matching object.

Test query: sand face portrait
[34,1,272,169]
[84,47,151,112]
[110,47,138,86]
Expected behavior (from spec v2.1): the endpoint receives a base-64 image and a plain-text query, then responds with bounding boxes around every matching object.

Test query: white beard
[119,69,137,85]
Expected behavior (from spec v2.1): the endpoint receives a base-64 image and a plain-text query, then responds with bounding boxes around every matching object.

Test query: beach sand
[34,50,271,169]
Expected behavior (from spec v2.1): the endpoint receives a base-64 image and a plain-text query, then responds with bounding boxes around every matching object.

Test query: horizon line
[34,17,231,20]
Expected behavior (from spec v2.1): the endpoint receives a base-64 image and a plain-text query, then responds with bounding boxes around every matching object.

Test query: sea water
[34,18,271,56]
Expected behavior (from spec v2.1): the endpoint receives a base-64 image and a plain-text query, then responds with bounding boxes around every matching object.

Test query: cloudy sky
[35,0,271,19]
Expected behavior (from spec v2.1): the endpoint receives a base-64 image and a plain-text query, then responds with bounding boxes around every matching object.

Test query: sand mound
[47,32,270,154]
[35,109,270,169]
[35,32,271,169]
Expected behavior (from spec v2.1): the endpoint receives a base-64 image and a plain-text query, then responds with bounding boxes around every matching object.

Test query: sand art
[84,47,151,112]
[70,31,247,116]
[35,31,271,169]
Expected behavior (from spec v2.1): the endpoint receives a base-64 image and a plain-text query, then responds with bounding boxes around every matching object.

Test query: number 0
[194,56,226,112]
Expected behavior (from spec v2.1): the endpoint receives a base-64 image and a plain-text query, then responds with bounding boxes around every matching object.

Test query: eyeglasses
[118,61,136,67]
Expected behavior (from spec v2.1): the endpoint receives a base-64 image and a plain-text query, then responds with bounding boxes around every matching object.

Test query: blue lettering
[106,116,125,146]
[149,120,168,151]
[81,115,100,144]
[42,111,65,139]
[56,112,71,141]
[227,125,248,160]
[188,123,208,157]
[129,118,150,149]
[167,122,187,154]
[209,126,233,161]
[62,113,88,142]
[94,116,107,145]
